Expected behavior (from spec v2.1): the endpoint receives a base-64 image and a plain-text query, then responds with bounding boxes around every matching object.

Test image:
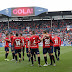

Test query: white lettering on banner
[13,8,33,15]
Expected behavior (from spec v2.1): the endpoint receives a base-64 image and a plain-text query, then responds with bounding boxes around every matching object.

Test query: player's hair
[16,33,18,36]
[6,33,9,36]
[20,33,22,36]
[10,32,13,35]
[43,30,47,34]
[32,31,35,34]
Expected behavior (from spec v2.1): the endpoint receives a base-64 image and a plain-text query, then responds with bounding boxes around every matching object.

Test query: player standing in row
[48,34,56,66]
[29,31,42,67]
[53,35,61,61]
[13,33,22,63]
[49,34,56,66]
[26,35,31,61]
[10,33,15,61]
[26,35,36,62]
[4,33,10,61]
[20,33,26,61]
[40,30,56,66]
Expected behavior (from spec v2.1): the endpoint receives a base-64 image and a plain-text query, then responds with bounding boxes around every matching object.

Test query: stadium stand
[0,7,72,45]
[0,19,72,44]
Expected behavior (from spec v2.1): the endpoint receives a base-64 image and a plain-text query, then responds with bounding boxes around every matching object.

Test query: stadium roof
[0,7,72,22]
[0,7,48,17]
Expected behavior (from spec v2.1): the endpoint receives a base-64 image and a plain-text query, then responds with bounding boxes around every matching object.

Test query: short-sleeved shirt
[30,35,40,49]
[53,36,61,47]
[5,37,9,47]
[42,34,53,48]
[10,35,15,45]
[13,37,22,49]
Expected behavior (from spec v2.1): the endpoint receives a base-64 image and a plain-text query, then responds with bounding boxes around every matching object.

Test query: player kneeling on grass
[4,33,10,61]
[41,30,56,66]
[13,33,22,63]
[29,31,42,67]
[53,34,61,61]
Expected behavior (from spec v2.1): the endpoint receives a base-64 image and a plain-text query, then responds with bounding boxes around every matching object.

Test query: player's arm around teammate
[40,30,56,66]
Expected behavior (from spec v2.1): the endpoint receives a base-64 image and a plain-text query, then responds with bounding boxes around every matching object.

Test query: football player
[53,34,61,61]
[26,35,31,61]
[4,33,10,61]
[13,33,22,63]
[40,30,56,66]
[20,33,26,61]
[10,32,15,61]
[29,31,41,67]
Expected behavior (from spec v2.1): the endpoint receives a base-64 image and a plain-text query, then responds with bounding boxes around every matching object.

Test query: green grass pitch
[0,46,72,72]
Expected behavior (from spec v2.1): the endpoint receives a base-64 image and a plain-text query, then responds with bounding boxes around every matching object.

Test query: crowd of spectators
[0,19,72,43]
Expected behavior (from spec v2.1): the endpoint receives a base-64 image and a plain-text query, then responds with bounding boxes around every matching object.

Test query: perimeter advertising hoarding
[11,7,35,17]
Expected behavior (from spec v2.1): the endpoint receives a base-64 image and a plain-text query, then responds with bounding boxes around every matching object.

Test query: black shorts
[31,48,40,55]
[49,46,53,53]
[54,47,60,52]
[15,49,21,54]
[5,47,9,51]
[11,45,15,52]
[43,48,51,54]
[26,48,31,53]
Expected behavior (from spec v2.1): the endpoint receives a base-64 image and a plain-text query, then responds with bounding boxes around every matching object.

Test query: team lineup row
[4,30,61,67]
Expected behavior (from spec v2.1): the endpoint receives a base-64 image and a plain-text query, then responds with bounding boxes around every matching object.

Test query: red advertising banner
[11,7,35,17]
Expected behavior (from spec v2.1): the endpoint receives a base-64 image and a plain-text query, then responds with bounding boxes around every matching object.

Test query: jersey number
[33,40,36,45]
[16,41,20,46]
[45,39,50,44]
[54,39,58,44]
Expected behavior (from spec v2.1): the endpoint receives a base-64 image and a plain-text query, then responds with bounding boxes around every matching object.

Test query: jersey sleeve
[50,36,53,43]
[52,38,54,43]
[29,37,31,43]
[59,37,61,46]
[12,38,15,46]
[24,38,26,45]
[20,38,22,43]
